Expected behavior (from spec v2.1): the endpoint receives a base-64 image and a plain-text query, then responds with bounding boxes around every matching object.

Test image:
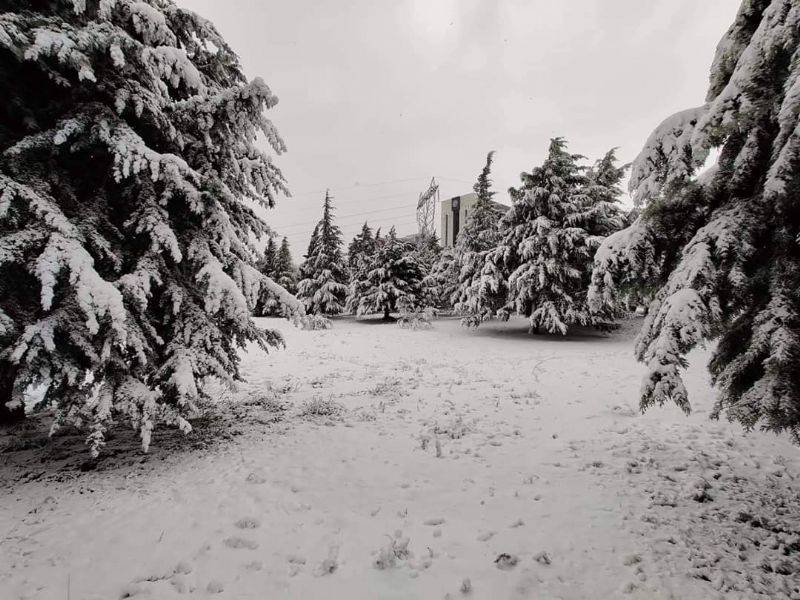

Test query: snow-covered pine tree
[590,0,800,440]
[584,149,627,239]
[297,191,349,315]
[298,222,320,284]
[345,222,377,314]
[453,151,508,326]
[347,221,376,272]
[254,237,279,315]
[274,237,297,295]
[422,247,459,310]
[258,237,278,279]
[487,138,606,334]
[255,236,296,316]
[580,149,628,321]
[354,227,424,320]
[0,0,301,450]
[413,232,441,273]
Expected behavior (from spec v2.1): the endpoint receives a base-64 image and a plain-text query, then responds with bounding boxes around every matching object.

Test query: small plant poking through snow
[260,395,288,413]
[368,378,407,398]
[433,415,471,439]
[299,395,344,418]
[374,531,412,569]
[494,553,519,570]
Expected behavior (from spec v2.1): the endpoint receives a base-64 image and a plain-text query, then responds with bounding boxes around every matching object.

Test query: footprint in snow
[235,517,260,529]
[495,553,519,570]
[207,580,225,594]
[223,536,259,550]
[287,554,306,577]
[246,472,266,484]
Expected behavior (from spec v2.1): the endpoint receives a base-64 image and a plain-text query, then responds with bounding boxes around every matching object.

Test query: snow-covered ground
[1,316,798,600]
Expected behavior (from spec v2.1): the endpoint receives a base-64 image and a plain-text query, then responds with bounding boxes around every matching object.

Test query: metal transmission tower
[416,177,439,239]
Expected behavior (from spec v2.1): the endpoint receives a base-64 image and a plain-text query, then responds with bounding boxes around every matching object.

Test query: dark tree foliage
[590,0,800,439]
[0,0,295,452]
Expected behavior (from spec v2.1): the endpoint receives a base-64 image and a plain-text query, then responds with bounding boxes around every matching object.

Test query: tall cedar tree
[297,191,349,315]
[254,237,278,315]
[590,0,800,440]
[255,237,296,315]
[0,0,301,451]
[413,233,441,273]
[274,237,297,295]
[347,221,376,272]
[422,247,459,310]
[453,151,508,326]
[345,222,377,314]
[259,237,278,277]
[298,223,320,282]
[354,227,424,320]
[485,138,622,334]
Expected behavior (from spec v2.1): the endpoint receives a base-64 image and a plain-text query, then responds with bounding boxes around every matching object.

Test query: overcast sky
[178,0,740,260]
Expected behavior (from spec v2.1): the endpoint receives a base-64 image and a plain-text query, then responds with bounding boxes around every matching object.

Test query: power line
[279,216,421,244]
[266,175,475,241]
[276,202,419,233]
[273,186,434,232]
[282,175,474,208]
[289,190,420,213]
[287,176,432,198]
[274,217,418,236]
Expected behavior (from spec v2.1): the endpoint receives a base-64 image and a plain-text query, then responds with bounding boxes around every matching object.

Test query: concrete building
[440,193,507,248]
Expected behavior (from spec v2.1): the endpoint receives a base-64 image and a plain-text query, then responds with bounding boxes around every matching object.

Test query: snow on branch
[634,207,751,412]
[34,233,127,337]
[192,244,251,320]
[588,216,658,314]
[629,106,709,206]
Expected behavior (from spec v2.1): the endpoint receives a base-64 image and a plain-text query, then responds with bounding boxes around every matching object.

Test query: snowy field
[1,316,799,600]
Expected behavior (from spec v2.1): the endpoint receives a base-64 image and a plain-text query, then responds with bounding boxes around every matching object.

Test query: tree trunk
[383,306,392,321]
[0,362,24,426]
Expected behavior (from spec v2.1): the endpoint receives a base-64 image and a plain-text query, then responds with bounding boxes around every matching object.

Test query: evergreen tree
[0,1,299,450]
[298,223,320,284]
[413,233,441,273]
[590,0,800,440]
[453,151,508,326]
[255,236,297,316]
[254,237,279,315]
[258,237,278,279]
[584,149,627,239]
[274,237,297,295]
[345,223,377,314]
[297,191,349,315]
[354,228,424,320]
[578,149,628,320]
[485,138,613,334]
[473,150,497,205]
[347,222,376,272]
[422,247,459,310]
